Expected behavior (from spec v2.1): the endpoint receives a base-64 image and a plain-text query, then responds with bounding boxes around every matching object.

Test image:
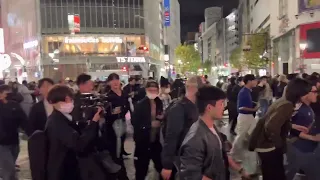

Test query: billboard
[68,14,80,33]
[164,0,170,26]
[299,0,320,13]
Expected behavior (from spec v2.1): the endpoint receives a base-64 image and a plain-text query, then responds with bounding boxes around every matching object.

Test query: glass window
[46,7,52,28]
[102,7,110,28]
[56,7,63,28]
[91,6,97,27]
[41,7,46,29]
[62,7,69,28]
[97,7,103,27]
[79,7,86,28]
[128,8,135,28]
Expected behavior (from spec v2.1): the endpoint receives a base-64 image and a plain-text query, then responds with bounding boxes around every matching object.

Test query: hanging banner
[74,14,80,33]
[164,0,170,26]
[68,14,80,33]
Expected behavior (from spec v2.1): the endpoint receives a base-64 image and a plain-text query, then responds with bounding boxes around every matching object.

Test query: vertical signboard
[68,14,80,34]
[74,14,80,33]
[164,0,170,26]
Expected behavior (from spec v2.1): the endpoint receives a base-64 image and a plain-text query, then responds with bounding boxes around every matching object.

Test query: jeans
[286,143,320,180]
[230,113,258,174]
[0,144,19,180]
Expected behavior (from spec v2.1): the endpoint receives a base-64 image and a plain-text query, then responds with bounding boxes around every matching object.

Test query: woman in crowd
[276,74,287,99]
[45,85,105,180]
[249,78,310,180]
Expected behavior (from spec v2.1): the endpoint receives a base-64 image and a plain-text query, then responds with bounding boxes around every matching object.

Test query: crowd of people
[0,72,319,180]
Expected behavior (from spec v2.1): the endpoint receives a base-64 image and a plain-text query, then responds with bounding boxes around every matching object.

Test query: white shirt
[209,127,222,149]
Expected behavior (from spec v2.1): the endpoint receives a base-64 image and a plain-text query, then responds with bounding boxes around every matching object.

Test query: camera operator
[100,73,130,180]
[72,74,95,125]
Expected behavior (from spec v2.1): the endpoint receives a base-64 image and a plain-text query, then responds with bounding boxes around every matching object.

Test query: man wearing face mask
[161,76,203,180]
[131,80,164,180]
[0,85,28,180]
[45,85,106,180]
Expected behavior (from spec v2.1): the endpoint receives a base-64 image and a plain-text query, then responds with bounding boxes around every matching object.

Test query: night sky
[178,0,239,41]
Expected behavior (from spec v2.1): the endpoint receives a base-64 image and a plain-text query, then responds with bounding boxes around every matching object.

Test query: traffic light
[122,66,127,71]
[138,46,149,51]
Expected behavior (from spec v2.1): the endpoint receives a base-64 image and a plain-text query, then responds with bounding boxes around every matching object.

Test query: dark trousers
[258,148,286,180]
[227,101,238,133]
[134,141,163,180]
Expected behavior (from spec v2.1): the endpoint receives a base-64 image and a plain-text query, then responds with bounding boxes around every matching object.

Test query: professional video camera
[79,93,110,120]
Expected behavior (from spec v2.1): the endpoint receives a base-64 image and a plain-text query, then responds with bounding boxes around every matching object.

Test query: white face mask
[146,92,158,100]
[59,102,74,114]
[164,88,171,94]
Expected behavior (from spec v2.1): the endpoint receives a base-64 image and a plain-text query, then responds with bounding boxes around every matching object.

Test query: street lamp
[299,42,308,73]
[299,42,308,51]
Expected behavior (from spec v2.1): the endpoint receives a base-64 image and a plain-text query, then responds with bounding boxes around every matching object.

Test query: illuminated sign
[74,15,80,33]
[100,37,123,43]
[68,14,80,33]
[164,0,170,26]
[23,40,39,49]
[116,57,146,63]
[64,37,123,44]
[64,37,99,44]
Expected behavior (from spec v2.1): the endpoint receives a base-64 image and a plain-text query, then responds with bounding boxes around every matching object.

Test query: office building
[1,0,180,82]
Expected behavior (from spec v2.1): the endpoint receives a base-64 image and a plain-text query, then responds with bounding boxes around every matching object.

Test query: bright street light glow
[299,42,308,50]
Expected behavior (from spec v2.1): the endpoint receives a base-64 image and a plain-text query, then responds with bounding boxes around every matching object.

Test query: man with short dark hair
[179,86,226,180]
[72,73,94,124]
[231,74,258,175]
[0,85,28,180]
[28,78,54,135]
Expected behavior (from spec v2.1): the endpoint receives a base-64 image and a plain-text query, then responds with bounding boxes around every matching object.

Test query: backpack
[28,130,48,180]
[160,98,192,148]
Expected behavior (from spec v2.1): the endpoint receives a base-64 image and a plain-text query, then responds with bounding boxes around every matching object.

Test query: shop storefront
[42,55,162,81]
[40,34,163,81]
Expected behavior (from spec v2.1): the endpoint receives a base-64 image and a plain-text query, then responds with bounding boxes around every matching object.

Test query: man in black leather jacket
[179,86,226,180]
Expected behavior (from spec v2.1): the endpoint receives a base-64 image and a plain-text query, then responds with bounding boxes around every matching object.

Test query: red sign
[300,22,320,59]
[74,15,80,33]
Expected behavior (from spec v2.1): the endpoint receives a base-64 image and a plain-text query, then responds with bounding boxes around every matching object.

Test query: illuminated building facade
[1,0,181,81]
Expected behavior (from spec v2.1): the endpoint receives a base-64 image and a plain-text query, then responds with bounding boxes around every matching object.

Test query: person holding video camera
[100,73,130,180]
[72,74,95,125]
[45,85,106,180]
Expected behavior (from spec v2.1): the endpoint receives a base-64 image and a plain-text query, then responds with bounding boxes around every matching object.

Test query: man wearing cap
[131,80,164,180]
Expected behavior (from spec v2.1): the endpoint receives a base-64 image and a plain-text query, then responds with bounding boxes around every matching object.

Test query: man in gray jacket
[179,86,227,180]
